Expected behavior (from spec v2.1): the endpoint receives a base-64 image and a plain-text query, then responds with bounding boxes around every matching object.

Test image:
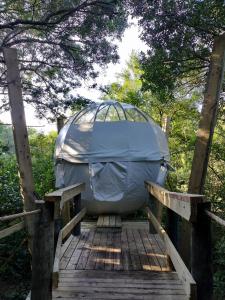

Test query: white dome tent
[55,100,170,215]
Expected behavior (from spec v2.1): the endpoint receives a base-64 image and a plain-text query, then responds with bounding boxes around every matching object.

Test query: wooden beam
[73,193,81,235]
[205,210,225,227]
[56,116,70,225]
[31,202,54,300]
[145,207,196,299]
[191,203,213,300]
[52,230,62,289]
[0,209,40,222]
[45,183,85,208]
[62,207,86,239]
[145,181,204,222]
[0,221,25,239]
[3,47,36,250]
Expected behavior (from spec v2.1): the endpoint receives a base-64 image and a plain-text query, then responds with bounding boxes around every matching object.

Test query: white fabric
[55,121,169,163]
[55,160,166,215]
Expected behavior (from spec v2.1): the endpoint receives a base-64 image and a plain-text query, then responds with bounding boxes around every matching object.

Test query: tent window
[125,108,148,122]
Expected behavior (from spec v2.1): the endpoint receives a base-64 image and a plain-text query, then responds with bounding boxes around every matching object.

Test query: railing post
[166,209,179,250]
[31,201,54,300]
[73,193,81,236]
[191,202,213,300]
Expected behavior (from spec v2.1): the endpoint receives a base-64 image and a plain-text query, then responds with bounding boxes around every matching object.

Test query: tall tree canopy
[0,0,127,117]
[130,0,225,100]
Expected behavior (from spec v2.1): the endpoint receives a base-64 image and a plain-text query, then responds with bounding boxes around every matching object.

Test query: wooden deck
[53,222,188,299]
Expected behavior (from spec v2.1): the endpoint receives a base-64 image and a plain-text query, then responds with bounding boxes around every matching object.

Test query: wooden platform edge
[97,215,122,228]
[146,207,197,300]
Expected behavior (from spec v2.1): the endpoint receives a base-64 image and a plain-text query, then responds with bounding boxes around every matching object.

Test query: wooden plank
[76,229,95,270]
[140,229,161,271]
[205,209,225,227]
[109,215,116,227]
[0,221,25,239]
[97,215,121,228]
[67,231,88,270]
[31,202,54,300]
[95,230,107,270]
[151,234,169,271]
[113,229,122,271]
[192,203,213,300]
[0,209,40,222]
[55,286,186,295]
[53,291,187,300]
[62,208,86,239]
[3,47,36,251]
[53,231,63,288]
[85,229,102,270]
[133,229,151,271]
[104,230,114,271]
[59,270,179,280]
[115,215,122,227]
[53,269,188,300]
[103,216,110,227]
[145,181,204,221]
[61,235,73,257]
[146,207,197,299]
[61,236,81,269]
[97,216,104,227]
[127,228,142,270]
[45,183,85,207]
[59,277,183,285]
[121,228,132,271]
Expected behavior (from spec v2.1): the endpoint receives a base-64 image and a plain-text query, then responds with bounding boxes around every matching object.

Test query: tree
[102,53,201,192]
[130,0,225,194]
[0,0,127,117]
[130,2,225,280]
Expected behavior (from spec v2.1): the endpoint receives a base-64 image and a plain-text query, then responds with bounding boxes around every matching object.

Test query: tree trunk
[3,48,36,251]
[188,33,225,194]
[179,33,225,270]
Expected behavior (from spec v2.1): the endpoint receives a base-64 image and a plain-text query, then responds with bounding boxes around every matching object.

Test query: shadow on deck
[53,222,188,300]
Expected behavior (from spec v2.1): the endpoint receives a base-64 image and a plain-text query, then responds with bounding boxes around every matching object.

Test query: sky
[0,21,148,133]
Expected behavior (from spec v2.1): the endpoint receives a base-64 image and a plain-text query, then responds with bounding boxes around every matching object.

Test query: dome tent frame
[55,100,169,215]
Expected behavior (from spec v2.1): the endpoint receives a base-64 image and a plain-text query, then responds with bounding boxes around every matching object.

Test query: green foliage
[130,0,225,98]
[0,126,57,299]
[102,53,200,194]
[0,155,21,215]
[29,129,57,197]
[102,53,225,297]
[0,1,128,117]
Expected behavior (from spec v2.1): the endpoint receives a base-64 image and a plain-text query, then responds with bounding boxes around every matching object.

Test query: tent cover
[55,100,170,215]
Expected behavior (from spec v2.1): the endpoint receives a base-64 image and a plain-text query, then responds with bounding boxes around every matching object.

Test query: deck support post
[166,209,178,250]
[3,47,36,252]
[73,193,81,236]
[191,202,213,300]
[31,201,54,300]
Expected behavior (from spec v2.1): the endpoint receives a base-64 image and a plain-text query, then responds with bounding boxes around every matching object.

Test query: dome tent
[55,100,170,215]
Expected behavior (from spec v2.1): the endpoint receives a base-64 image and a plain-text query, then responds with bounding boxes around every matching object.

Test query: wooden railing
[145,181,213,300]
[0,182,85,300]
[0,209,41,239]
[45,183,86,288]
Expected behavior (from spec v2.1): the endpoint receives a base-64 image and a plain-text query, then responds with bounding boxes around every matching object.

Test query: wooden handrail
[145,207,197,299]
[52,207,87,288]
[61,207,86,239]
[0,221,25,239]
[145,181,213,300]
[44,183,85,205]
[0,209,41,222]
[145,181,205,221]
[205,210,225,227]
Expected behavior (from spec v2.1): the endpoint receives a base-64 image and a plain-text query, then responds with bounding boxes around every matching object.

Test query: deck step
[97,215,122,228]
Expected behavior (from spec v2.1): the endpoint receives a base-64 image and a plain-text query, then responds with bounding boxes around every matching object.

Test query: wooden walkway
[53,222,188,300]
